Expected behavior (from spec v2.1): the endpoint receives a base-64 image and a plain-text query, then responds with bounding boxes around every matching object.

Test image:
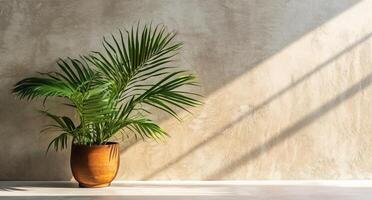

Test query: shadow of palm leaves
[142,33,372,180]
[206,72,372,179]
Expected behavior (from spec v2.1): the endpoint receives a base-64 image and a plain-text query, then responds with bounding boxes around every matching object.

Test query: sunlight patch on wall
[121,0,372,180]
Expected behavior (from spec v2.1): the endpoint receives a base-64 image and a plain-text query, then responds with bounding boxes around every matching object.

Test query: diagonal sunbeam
[142,33,372,180]
[206,73,372,179]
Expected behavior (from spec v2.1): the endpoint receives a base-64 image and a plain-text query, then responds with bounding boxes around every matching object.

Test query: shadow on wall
[206,72,372,179]
[142,32,372,180]
[0,0,362,180]
[189,0,362,96]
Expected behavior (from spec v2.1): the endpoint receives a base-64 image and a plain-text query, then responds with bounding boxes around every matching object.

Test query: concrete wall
[1,0,372,180]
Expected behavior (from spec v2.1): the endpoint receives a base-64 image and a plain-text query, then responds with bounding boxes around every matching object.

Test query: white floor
[1,181,372,200]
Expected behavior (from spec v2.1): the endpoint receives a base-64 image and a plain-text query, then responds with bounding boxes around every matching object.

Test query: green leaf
[12,23,202,150]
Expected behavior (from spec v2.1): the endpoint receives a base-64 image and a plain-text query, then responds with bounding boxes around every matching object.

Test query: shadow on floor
[0,182,78,191]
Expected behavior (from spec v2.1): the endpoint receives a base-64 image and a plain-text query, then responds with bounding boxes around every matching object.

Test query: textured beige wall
[1,0,372,180]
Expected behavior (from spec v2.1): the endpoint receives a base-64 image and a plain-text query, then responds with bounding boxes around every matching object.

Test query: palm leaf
[39,110,77,152]
[12,23,202,151]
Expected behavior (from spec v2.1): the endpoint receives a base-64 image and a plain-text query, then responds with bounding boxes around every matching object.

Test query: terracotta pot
[70,142,120,188]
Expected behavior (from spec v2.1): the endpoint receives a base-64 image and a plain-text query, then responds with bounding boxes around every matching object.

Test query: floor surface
[0,181,372,200]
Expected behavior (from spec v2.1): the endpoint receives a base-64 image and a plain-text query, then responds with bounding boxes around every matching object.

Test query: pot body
[70,142,120,188]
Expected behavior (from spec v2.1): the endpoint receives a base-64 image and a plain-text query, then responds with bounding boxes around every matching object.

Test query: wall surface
[1,0,372,180]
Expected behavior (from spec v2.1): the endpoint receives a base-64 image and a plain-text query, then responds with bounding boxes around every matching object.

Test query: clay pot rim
[72,142,119,148]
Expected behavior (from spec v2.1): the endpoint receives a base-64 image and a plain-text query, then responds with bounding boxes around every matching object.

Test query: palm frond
[128,71,201,119]
[124,118,168,141]
[12,76,75,101]
[12,23,201,151]
[39,110,77,152]
[85,24,182,98]
[46,132,70,152]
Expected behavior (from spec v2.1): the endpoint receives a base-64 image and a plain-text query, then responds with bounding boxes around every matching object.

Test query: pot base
[79,183,110,188]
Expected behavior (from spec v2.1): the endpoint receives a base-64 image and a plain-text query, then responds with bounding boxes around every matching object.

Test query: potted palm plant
[12,24,201,187]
